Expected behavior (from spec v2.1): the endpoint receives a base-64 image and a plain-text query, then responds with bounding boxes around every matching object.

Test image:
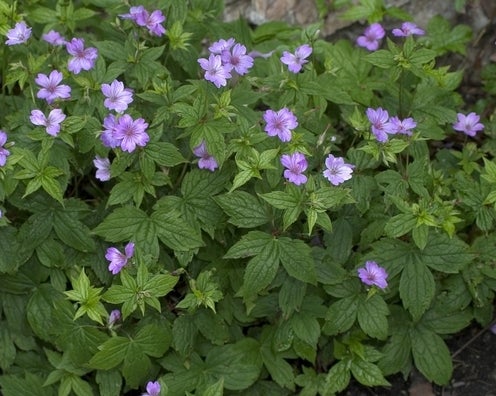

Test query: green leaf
[365,50,395,68]
[384,213,416,238]
[323,360,351,395]
[399,260,435,320]
[357,295,389,340]
[411,326,452,385]
[259,189,302,210]
[53,210,95,252]
[421,232,472,273]
[215,191,268,228]
[203,378,224,396]
[134,324,172,358]
[88,337,129,370]
[95,370,122,396]
[323,296,359,335]
[144,142,186,167]
[152,208,204,251]
[224,231,273,259]
[0,226,24,273]
[172,314,197,356]
[0,373,54,396]
[350,358,390,387]
[243,240,279,296]
[261,344,295,390]
[278,237,316,284]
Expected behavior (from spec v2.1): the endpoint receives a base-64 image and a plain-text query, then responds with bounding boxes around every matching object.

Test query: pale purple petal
[358,261,388,289]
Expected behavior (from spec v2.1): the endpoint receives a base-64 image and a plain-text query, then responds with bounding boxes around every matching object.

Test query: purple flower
[107,309,121,326]
[101,80,133,113]
[120,6,166,36]
[366,107,393,142]
[0,131,11,166]
[35,70,71,104]
[281,152,308,185]
[280,44,313,73]
[5,22,31,45]
[142,381,161,396]
[356,23,385,51]
[93,156,111,181]
[106,242,134,275]
[263,108,298,142]
[120,6,147,21]
[30,109,66,136]
[66,38,98,74]
[209,38,236,54]
[100,114,121,148]
[113,114,149,153]
[141,10,166,36]
[193,141,218,171]
[453,112,484,137]
[42,30,66,46]
[358,260,388,289]
[323,154,354,186]
[221,43,254,75]
[392,22,425,37]
[389,116,416,136]
[198,54,232,88]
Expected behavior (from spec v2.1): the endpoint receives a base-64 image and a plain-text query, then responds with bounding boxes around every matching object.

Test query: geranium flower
[392,22,425,37]
[35,70,71,104]
[113,114,149,152]
[366,107,393,142]
[142,381,160,396]
[389,116,416,136]
[221,43,254,75]
[263,108,298,142]
[323,154,354,186]
[42,30,66,46]
[280,152,308,185]
[93,156,111,181]
[198,54,232,88]
[30,109,66,136]
[452,112,484,137]
[66,38,98,74]
[280,44,313,73]
[101,80,133,113]
[105,242,134,275]
[356,23,385,51]
[5,21,31,45]
[193,140,218,171]
[358,260,388,289]
[0,131,11,166]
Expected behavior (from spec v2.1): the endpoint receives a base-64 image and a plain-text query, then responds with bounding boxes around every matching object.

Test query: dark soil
[338,322,496,396]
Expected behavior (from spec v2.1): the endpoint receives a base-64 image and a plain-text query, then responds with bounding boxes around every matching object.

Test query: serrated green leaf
[421,232,472,273]
[357,295,389,340]
[243,240,279,295]
[88,337,129,370]
[53,211,95,252]
[278,237,316,284]
[145,142,186,167]
[152,208,204,251]
[384,213,416,238]
[411,326,452,385]
[350,358,390,387]
[323,296,358,335]
[134,324,172,358]
[224,231,273,259]
[215,191,268,228]
[399,260,435,320]
[323,360,351,395]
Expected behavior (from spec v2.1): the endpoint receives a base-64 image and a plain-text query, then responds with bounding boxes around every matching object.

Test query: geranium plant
[0,0,494,395]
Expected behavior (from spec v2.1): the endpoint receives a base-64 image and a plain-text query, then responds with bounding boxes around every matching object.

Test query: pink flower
[221,43,254,75]
[113,114,149,153]
[101,80,133,113]
[93,156,111,181]
[42,30,66,46]
[357,23,385,51]
[389,116,416,136]
[35,70,71,104]
[209,38,235,54]
[358,261,388,289]
[105,242,134,275]
[100,114,121,148]
[107,309,121,326]
[142,381,161,396]
[263,108,298,142]
[280,44,313,73]
[66,38,98,74]
[30,109,66,136]
[0,131,11,166]
[452,112,484,137]
[5,22,31,45]
[198,54,232,88]
[280,152,308,185]
[193,140,218,171]
[392,22,425,37]
[323,154,354,186]
[366,107,393,142]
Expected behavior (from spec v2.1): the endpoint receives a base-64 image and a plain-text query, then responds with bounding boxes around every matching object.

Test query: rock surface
[223,0,496,37]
